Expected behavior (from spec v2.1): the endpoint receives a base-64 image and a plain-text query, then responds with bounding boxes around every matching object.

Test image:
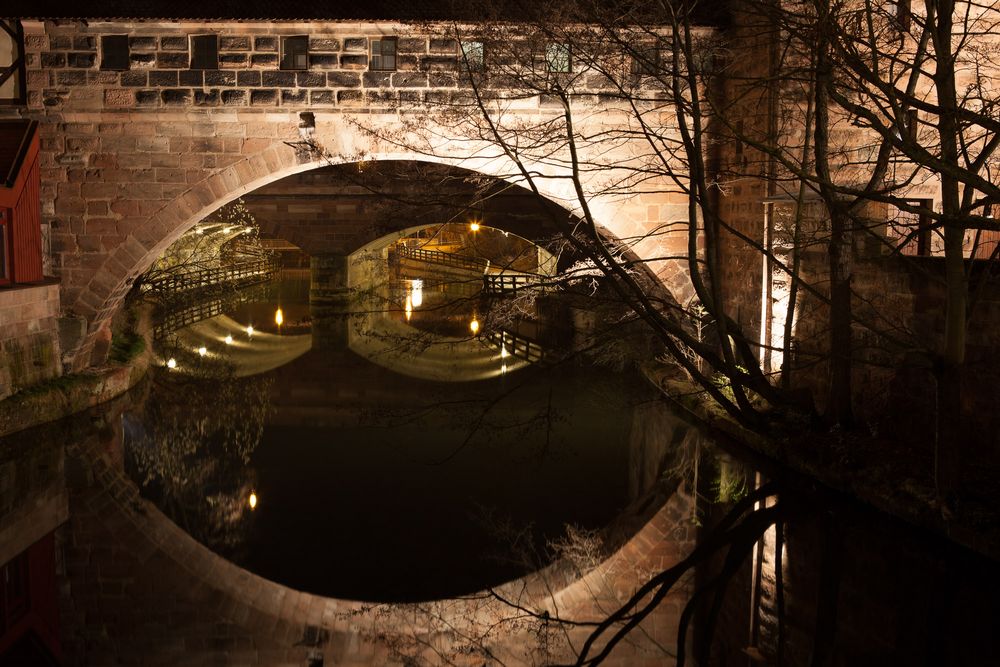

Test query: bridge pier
[309,254,353,350]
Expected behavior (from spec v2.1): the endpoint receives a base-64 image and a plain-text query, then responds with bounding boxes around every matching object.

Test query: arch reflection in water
[133,253,638,601]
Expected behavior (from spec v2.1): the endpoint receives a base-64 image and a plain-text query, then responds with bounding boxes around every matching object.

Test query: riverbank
[0,352,150,439]
[644,362,1000,562]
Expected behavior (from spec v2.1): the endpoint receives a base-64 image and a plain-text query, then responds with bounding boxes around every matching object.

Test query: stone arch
[67,114,694,368]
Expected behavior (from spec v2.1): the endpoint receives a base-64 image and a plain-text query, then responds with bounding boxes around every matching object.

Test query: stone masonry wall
[0,282,62,400]
[7,19,699,370]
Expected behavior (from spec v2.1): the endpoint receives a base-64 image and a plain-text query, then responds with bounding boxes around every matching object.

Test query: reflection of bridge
[483,329,547,364]
[152,282,275,340]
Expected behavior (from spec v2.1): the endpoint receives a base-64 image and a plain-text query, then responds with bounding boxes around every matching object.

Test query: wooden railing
[484,328,546,364]
[152,282,274,340]
[396,245,488,272]
[142,257,279,296]
[482,272,542,294]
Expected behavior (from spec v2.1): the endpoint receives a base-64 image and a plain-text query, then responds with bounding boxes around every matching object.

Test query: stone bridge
[10,18,699,369]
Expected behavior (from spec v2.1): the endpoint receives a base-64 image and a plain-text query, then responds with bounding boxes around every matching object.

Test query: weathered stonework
[4,19,699,371]
[0,282,62,400]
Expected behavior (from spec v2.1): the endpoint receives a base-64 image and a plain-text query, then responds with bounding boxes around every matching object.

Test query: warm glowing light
[470,222,481,232]
[248,492,258,510]
[470,318,480,334]
[195,228,205,235]
[224,335,233,345]
[275,308,284,326]
[223,226,232,233]
[197,346,207,356]
[166,358,177,369]
[500,344,508,359]
[246,325,254,337]
[501,362,508,375]
[405,295,413,322]
[410,279,423,308]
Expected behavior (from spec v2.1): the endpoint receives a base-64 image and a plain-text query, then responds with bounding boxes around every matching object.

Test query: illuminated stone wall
[6,19,699,371]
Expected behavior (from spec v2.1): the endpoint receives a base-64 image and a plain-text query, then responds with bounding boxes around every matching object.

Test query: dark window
[190,35,218,70]
[370,37,397,71]
[460,40,484,71]
[546,42,571,73]
[630,44,660,78]
[101,35,130,71]
[281,35,309,70]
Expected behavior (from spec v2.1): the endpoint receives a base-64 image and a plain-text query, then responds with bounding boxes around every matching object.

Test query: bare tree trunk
[813,2,854,426]
[929,0,966,504]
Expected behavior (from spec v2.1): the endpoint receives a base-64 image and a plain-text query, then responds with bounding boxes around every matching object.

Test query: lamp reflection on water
[275,308,284,327]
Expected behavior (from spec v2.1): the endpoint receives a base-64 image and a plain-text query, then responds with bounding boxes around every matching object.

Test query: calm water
[123,268,642,601]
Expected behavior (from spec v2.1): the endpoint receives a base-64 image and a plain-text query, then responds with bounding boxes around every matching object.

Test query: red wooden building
[0,119,42,287]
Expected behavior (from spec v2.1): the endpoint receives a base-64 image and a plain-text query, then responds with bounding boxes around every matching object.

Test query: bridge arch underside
[60,115,694,368]
[243,161,574,262]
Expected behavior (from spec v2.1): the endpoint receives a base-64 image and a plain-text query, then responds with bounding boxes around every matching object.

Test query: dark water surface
[122,271,640,601]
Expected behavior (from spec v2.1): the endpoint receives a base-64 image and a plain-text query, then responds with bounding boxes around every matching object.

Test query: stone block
[429,38,457,54]
[41,52,66,68]
[220,53,249,67]
[149,70,179,86]
[250,89,278,106]
[57,71,87,86]
[129,52,156,68]
[48,35,71,50]
[203,70,236,86]
[159,36,188,51]
[309,54,338,69]
[220,36,251,51]
[104,89,134,107]
[362,71,391,88]
[310,90,335,105]
[119,70,148,86]
[135,90,159,106]
[337,90,362,104]
[194,89,220,106]
[129,36,157,50]
[339,54,367,69]
[281,89,307,105]
[254,37,278,52]
[222,90,247,107]
[343,37,367,52]
[309,38,340,51]
[237,70,261,86]
[398,38,426,54]
[296,71,325,87]
[420,56,458,72]
[73,36,96,50]
[156,52,188,69]
[262,71,296,87]
[251,53,279,67]
[326,71,360,88]
[179,70,203,86]
[392,72,428,88]
[160,89,192,106]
